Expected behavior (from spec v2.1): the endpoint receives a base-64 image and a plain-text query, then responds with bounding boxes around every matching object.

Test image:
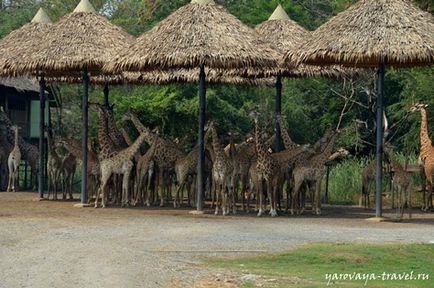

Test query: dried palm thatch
[105,1,279,73]
[0,8,52,77]
[4,5,134,77]
[285,0,434,68]
[250,4,363,79]
[44,69,274,87]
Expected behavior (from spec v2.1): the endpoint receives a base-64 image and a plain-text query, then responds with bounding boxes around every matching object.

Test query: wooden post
[81,67,89,204]
[274,75,284,152]
[38,77,45,199]
[375,62,385,218]
[197,64,206,212]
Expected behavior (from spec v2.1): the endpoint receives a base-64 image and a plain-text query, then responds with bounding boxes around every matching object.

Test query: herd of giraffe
[1,102,433,217]
[68,102,349,216]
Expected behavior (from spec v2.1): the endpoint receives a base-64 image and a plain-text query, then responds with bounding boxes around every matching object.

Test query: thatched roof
[3,0,134,77]
[0,8,53,77]
[285,0,434,68]
[105,0,278,73]
[0,76,39,92]
[237,4,358,79]
[44,69,274,87]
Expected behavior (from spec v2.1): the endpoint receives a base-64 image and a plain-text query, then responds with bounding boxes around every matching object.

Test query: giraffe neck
[46,131,59,159]
[387,151,405,173]
[107,110,127,147]
[124,132,148,160]
[254,118,268,162]
[127,113,155,145]
[277,116,297,150]
[120,128,133,146]
[96,109,118,158]
[211,127,226,160]
[420,109,433,151]
[310,132,337,166]
[13,128,19,149]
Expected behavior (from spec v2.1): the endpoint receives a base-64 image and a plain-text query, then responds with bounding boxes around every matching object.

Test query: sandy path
[0,192,433,288]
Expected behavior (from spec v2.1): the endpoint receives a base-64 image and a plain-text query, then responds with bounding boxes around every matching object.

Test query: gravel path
[0,192,433,288]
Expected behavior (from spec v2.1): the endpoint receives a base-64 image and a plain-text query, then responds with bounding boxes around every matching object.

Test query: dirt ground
[0,192,433,288]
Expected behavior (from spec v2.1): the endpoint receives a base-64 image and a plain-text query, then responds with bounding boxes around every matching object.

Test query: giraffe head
[248,108,260,123]
[122,109,135,122]
[89,102,105,114]
[410,103,428,113]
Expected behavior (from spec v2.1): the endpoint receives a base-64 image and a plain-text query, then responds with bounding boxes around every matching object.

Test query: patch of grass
[207,243,434,287]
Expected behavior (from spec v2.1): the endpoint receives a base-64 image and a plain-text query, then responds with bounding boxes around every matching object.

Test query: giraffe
[7,126,21,192]
[230,133,276,212]
[0,109,39,190]
[45,127,63,200]
[249,110,283,217]
[89,103,121,159]
[104,104,128,149]
[57,137,100,203]
[384,144,412,220]
[134,132,159,207]
[410,103,434,211]
[206,121,235,215]
[0,123,13,190]
[95,130,149,208]
[291,130,340,215]
[122,110,184,206]
[361,160,376,209]
[61,152,76,200]
[276,114,298,150]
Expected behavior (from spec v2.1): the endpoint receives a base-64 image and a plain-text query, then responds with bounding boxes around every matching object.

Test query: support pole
[81,67,89,204]
[103,84,109,108]
[375,62,385,218]
[275,75,284,152]
[197,64,206,212]
[38,77,46,199]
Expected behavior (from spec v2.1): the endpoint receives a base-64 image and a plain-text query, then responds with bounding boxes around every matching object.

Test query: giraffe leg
[314,181,322,215]
[257,180,264,217]
[214,183,220,215]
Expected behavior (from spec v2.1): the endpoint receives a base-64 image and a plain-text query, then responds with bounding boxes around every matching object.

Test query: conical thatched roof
[243,4,357,79]
[3,0,134,77]
[285,0,434,67]
[0,8,53,76]
[105,1,278,73]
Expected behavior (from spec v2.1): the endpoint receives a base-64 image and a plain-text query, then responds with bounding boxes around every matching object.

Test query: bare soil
[0,192,433,288]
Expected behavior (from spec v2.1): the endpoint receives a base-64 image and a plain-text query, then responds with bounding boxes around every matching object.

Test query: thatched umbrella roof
[250,4,359,79]
[284,0,434,68]
[105,0,279,73]
[4,0,134,77]
[0,8,53,76]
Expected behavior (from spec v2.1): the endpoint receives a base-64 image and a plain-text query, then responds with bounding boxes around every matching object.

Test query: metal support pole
[38,77,45,199]
[375,62,385,218]
[81,67,89,204]
[197,64,206,211]
[275,75,284,152]
[103,84,109,108]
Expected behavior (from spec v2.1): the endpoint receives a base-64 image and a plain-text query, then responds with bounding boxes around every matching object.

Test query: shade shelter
[1,0,135,204]
[285,0,434,218]
[105,0,278,211]
[0,8,52,198]
[254,4,355,151]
